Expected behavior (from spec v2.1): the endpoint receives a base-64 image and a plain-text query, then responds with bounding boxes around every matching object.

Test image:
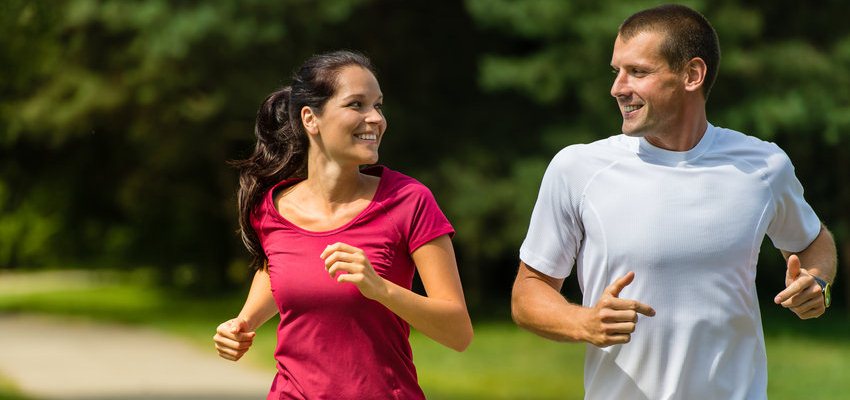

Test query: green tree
[0,0,372,291]
[0,0,525,300]
[4,0,846,310]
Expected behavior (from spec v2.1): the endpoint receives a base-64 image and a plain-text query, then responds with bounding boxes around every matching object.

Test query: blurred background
[1,0,848,399]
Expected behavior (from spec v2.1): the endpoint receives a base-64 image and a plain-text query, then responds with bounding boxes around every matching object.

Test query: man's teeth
[356,133,377,140]
[624,105,642,112]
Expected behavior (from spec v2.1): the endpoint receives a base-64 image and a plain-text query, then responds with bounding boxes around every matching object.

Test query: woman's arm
[213,268,279,361]
[321,235,473,351]
[236,268,280,330]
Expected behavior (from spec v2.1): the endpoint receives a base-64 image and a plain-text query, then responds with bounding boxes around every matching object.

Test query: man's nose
[611,71,629,98]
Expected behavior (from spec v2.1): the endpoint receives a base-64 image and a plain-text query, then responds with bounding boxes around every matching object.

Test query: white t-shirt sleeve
[519,149,584,279]
[765,146,821,252]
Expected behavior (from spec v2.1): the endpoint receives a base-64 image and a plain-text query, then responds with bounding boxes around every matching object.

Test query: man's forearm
[783,224,837,282]
[511,263,589,343]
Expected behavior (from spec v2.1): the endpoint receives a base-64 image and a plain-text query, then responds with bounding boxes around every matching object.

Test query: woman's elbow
[449,323,474,352]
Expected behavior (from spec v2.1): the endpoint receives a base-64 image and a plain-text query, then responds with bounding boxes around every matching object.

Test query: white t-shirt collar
[636,122,716,166]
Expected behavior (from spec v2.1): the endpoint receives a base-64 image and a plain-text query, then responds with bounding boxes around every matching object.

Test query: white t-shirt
[520,123,821,400]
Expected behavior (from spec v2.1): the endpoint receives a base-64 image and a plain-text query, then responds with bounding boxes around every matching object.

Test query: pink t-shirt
[251,165,454,400]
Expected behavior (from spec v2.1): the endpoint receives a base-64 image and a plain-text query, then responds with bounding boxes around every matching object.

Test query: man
[512,4,837,400]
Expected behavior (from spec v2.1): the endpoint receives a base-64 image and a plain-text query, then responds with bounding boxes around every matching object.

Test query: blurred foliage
[1,0,377,291]
[1,0,847,308]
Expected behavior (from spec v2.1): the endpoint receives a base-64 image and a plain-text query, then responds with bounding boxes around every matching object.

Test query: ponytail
[233,87,307,269]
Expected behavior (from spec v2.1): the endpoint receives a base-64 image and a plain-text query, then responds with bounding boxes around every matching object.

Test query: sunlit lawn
[0,374,31,400]
[0,270,847,399]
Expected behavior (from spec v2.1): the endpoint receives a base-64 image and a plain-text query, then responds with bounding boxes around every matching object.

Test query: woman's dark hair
[232,50,375,269]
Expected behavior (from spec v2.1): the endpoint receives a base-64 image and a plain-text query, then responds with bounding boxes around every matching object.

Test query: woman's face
[308,65,386,166]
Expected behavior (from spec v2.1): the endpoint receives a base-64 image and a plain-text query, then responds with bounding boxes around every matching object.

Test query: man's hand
[774,254,826,319]
[581,272,655,347]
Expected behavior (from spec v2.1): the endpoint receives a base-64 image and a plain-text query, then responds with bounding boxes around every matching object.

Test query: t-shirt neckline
[265,165,388,236]
[637,123,716,165]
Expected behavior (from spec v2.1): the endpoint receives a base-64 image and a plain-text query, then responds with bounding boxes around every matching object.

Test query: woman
[213,50,473,399]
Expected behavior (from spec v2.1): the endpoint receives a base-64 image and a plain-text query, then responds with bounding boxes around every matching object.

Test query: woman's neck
[303,158,371,211]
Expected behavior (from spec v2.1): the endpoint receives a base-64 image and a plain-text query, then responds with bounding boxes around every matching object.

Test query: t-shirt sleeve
[403,183,455,254]
[249,192,271,256]
[519,149,583,279]
[765,148,821,252]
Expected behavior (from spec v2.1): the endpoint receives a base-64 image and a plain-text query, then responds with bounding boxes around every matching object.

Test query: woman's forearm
[238,268,279,331]
[378,235,472,351]
[378,280,473,351]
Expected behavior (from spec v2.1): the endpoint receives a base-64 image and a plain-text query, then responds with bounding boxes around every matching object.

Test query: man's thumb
[605,271,635,298]
[786,255,801,286]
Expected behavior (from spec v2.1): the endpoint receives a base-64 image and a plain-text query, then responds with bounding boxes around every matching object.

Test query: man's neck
[644,118,708,151]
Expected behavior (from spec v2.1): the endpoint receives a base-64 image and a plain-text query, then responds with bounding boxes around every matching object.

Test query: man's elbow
[510,295,532,330]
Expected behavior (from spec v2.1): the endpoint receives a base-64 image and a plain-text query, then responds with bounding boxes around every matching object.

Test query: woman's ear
[301,106,319,135]
[684,57,707,94]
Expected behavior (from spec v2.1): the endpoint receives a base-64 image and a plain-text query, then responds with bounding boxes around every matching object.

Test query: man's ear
[301,106,319,135]
[684,57,707,94]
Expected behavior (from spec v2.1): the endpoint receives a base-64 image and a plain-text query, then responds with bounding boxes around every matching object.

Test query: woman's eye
[374,103,383,110]
[347,101,362,108]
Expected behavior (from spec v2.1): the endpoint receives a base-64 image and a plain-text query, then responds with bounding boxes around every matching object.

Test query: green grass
[411,323,584,399]
[0,270,848,399]
[760,307,850,400]
[0,374,32,400]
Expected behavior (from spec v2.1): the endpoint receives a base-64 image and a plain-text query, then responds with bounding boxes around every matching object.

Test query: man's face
[610,31,686,138]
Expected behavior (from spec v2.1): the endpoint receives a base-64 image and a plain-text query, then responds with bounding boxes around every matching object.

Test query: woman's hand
[320,242,389,301]
[213,317,256,361]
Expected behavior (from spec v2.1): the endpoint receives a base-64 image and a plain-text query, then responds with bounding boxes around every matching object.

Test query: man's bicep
[516,261,566,292]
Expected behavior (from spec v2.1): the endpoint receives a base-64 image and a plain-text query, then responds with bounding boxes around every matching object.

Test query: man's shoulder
[550,134,635,170]
[708,124,795,177]
[710,125,785,157]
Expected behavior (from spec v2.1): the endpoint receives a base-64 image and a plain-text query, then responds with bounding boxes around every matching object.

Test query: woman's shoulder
[252,176,303,219]
[369,165,436,202]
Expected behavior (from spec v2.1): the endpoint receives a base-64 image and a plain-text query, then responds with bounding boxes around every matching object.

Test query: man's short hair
[619,4,721,99]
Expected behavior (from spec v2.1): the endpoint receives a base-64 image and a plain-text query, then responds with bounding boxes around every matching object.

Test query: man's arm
[511,262,655,347]
[774,224,837,319]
